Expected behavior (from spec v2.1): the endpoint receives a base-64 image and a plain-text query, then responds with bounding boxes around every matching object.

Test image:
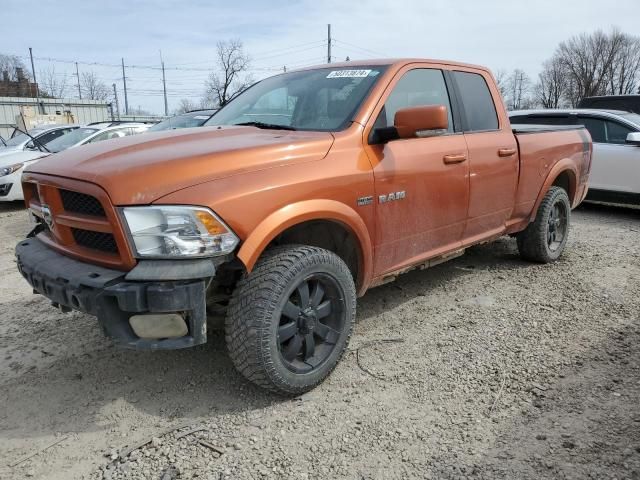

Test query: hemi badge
[357,196,373,207]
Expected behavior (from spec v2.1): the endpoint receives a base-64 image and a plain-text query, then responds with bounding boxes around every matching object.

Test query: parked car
[147,110,217,132]
[0,125,79,157]
[16,59,591,394]
[0,123,150,201]
[578,95,640,114]
[510,109,640,204]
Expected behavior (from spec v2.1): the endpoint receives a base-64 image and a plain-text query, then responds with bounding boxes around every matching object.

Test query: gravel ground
[0,200,639,480]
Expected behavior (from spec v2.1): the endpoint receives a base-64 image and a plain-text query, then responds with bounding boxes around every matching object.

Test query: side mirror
[394,105,449,139]
[626,132,640,146]
[25,141,37,150]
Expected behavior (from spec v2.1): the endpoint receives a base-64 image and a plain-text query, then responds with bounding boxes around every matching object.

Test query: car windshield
[149,111,215,131]
[4,132,31,147]
[205,66,388,131]
[47,127,99,153]
[620,112,640,127]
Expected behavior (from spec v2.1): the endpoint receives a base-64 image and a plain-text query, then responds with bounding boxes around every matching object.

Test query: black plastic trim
[126,259,216,281]
[15,238,212,350]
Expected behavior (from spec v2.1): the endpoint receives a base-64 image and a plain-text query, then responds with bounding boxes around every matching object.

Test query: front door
[364,67,470,276]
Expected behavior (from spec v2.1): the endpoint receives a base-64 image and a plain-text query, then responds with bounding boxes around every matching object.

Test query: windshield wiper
[234,121,297,131]
[12,126,51,153]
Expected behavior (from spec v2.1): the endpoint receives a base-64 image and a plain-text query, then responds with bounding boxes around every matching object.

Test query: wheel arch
[529,161,578,222]
[236,200,373,296]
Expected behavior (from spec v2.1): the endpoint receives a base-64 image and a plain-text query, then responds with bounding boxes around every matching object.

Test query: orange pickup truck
[16,59,591,394]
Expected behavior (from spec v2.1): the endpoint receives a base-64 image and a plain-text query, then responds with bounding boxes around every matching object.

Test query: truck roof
[295,58,491,74]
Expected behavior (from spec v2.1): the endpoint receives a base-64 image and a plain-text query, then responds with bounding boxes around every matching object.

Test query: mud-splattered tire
[517,186,571,263]
[225,245,356,395]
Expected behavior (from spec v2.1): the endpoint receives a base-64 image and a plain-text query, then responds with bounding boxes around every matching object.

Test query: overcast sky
[2,0,638,114]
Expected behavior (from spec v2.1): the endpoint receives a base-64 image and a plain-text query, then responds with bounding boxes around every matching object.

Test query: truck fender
[236,199,374,294]
[529,159,578,222]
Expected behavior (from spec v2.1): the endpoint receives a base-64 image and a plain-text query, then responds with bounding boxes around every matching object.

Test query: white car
[0,125,79,158]
[0,123,151,201]
[510,109,640,205]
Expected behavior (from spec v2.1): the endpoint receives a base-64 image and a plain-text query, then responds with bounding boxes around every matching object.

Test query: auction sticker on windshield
[326,69,372,78]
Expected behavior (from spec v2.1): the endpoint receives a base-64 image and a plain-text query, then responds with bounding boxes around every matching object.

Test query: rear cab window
[452,71,499,132]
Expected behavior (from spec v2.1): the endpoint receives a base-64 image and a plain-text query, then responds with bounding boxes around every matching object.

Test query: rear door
[577,114,639,194]
[364,65,469,275]
[451,70,519,242]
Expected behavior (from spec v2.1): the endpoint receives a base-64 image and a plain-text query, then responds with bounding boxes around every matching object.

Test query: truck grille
[60,189,106,217]
[21,174,136,271]
[72,228,119,254]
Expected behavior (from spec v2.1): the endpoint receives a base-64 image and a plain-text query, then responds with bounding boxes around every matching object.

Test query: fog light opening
[129,313,189,340]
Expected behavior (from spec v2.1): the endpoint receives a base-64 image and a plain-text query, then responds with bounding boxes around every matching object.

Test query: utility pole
[112,83,120,120]
[327,24,332,63]
[28,47,42,113]
[75,62,82,99]
[160,50,168,116]
[121,58,129,115]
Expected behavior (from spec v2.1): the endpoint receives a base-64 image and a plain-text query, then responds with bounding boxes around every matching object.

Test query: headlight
[0,163,23,177]
[121,206,239,258]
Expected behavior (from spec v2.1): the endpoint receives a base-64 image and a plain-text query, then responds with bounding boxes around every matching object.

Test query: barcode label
[326,69,372,78]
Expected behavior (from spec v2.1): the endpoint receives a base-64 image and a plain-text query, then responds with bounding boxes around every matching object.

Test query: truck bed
[510,125,591,223]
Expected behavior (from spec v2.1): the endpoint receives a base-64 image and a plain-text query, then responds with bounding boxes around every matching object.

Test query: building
[0,68,38,98]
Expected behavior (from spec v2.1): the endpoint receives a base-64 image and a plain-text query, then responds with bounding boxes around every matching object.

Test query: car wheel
[517,186,571,263]
[225,245,356,395]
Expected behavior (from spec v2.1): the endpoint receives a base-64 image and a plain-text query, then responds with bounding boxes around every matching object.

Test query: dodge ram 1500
[16,59,591,394]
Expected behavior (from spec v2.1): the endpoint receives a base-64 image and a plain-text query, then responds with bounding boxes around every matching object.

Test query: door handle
[443,153,467,164]
[498,147,517,157]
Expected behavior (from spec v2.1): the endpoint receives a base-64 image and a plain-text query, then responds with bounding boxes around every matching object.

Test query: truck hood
[25,126,334,204]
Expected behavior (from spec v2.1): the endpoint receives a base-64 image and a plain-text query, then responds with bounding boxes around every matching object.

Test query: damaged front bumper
[15,237,214,350]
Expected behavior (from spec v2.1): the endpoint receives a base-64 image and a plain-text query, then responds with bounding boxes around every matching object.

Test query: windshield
[620,112,640,127]
[205,66,388,131]
[149,111,215,131]
[4,132,31,147]
[47,127,98,153]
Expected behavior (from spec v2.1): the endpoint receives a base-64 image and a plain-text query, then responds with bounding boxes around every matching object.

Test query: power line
[332,39,387,58]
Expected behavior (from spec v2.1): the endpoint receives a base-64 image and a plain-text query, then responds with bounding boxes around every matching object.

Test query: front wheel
[225,245,356,395]
[517,186,571,263]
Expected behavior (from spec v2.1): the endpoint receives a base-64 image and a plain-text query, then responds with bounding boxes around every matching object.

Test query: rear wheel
[225,245,355,395]
[517,186,571,263]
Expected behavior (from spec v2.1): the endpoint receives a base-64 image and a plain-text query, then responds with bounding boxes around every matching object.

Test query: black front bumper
[15,238,213,350]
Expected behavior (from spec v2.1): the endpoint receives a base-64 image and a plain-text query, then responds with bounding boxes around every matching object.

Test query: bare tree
[493,69,509,100]
[175,98,196,114]
[80,71,110,101]
[606,33,640,95]
[535,56,569,108]
[505,69,532,110]
[0,54,30,81]
[205,39,252,108]
[556,29,626,102]
[38,66,68,98]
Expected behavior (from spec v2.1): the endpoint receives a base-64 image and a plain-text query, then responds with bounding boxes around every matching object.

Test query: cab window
[453,71,499,132]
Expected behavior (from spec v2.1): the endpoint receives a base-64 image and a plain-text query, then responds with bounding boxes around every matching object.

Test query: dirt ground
[0,200,639,480]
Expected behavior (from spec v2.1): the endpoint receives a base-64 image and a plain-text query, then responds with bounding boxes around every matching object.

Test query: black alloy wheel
[277,274,345,374]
